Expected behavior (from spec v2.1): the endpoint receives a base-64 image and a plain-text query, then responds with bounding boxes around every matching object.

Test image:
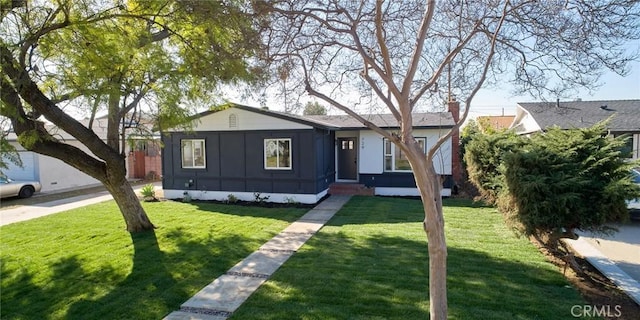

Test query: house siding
[195,107,314,131]
[161,105,457,201]
[613,131,640,160]
[356,128,453,196]
[162,129,335,198]
[5,142,102,192]
[358,129,453,175]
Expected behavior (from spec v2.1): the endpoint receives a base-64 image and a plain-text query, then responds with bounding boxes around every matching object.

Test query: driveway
[580,222,640,281]
[0,182,162,227]
[567,221,640,305]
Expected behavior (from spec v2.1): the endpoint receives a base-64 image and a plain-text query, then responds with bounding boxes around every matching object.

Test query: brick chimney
[447,99,462,190]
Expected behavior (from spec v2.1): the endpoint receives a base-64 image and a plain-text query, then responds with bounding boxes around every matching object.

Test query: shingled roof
[517,99,640,132]
[305,112,455,129]
[477,115,516,132]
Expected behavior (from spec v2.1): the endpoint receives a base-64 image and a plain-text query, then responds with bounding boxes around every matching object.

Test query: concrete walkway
[163,195,351,320]
[0,183,162,226]
[565,222,640,305]
[4,187,637,313]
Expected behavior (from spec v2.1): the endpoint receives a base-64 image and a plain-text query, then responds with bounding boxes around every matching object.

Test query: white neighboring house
[509,99,640,160]
[3,116,161,193]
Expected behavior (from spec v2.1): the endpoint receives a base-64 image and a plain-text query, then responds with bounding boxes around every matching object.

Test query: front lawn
[1,197,594,319]
[0,200,307,320]
[232,197,593,319]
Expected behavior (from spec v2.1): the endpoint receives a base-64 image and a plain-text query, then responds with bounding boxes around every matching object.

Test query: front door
[337,137,357,180]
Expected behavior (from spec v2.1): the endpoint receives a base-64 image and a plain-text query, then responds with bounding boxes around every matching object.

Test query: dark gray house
[162,104,455,203]
[509,99,640,160]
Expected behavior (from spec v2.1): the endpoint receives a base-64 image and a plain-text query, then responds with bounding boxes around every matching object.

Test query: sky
[228,39,640,120]
[229,58,639,120]
[468,59,640,118]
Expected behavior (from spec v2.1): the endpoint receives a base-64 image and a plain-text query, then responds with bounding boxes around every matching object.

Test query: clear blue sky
[229,54,639,118]
[469,59,640,118]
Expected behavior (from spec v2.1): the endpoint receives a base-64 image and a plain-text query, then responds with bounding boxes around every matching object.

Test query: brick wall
[144,155,162,179]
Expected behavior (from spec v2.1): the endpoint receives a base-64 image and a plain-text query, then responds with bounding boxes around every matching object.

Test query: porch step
[328,183,375,196]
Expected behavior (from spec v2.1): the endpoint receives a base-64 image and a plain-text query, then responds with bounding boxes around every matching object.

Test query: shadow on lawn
[1,229,258,320]
[232,231,584,320]
[230,195,584,320]
[182,201,307,223]
[64,231,179,319]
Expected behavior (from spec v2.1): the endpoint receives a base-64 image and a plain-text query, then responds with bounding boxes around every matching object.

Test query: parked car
[0,175,42,198]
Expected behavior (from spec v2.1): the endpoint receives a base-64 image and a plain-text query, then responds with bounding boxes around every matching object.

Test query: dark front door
[337,137,357,180]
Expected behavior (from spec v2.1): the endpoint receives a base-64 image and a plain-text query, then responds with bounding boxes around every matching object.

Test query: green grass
[232,196,594,320]
[0,200,307,320]
[2,196,595,319]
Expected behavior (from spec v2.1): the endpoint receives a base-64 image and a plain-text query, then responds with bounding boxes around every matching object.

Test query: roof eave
[194,103,339,130]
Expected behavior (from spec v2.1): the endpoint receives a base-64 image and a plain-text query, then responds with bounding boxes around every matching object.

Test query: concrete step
[328,183,374,196]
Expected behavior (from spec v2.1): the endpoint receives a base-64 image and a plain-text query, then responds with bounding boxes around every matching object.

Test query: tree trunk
[104,175,156,232]
[1,47,156,233]
[408,147,448,320]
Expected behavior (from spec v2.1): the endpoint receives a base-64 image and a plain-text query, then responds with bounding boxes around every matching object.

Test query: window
[264,138,292,170]
[384,138,425,172]
[181,139,206,168]
[341,140,354,150]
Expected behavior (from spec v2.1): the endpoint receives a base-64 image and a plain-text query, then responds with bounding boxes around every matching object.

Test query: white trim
[375,187,451,197]
[383,137,426,172]
[163,189,328,204]
[510,105,543,135]
[181,139,206,169]
[264,138,292,170]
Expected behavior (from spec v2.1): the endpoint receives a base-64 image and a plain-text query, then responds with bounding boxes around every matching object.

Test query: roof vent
[600,105,608,110]
[229,113,238,128]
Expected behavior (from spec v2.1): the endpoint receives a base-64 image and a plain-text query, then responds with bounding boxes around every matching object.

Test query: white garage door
[2,151,38,181]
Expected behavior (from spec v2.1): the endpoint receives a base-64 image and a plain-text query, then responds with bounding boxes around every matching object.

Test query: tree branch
[401,0,436,100]
[303,79,395,142]
[411,28,480,105]
[375,0,394,80]
[0,44,121,163]
[0,71,107,180]
[428,0,511,161]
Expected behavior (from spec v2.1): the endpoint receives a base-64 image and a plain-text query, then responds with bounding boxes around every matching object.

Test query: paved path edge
[163,195,352,320]
[566,237,640,306]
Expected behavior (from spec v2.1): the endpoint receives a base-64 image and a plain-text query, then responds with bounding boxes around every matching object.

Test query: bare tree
[262,0,640,318]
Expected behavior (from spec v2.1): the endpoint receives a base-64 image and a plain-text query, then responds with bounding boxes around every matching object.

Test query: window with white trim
[181,139,206,168]
[264,138,292,170]
[384,138,426,172]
